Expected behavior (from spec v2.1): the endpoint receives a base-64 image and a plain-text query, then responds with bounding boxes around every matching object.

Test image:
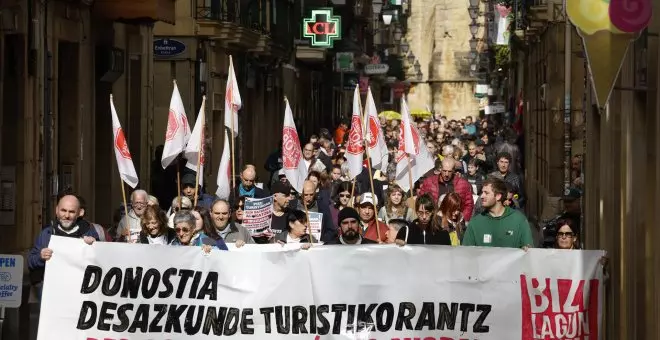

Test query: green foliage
[494,45,511,70]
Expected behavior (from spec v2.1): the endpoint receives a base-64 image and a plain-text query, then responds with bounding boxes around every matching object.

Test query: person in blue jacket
[28,194,99,300]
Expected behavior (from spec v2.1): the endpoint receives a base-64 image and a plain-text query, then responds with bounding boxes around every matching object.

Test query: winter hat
[338,207,360,225]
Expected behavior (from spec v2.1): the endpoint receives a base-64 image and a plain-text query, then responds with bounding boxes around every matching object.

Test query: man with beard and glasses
[328,207,377,245]
[28,194,98,300]
[462,177,533,249]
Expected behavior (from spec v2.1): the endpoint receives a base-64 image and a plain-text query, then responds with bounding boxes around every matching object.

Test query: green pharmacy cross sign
[302,8,342,48]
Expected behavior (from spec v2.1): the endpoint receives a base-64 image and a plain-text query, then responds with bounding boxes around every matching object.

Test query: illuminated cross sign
[302,8,342,48]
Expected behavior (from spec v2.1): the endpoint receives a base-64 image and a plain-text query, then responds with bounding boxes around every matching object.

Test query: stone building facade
[404,0,483,119]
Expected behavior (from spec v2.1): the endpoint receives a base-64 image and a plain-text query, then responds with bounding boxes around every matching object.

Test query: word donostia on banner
[38,237,606,340]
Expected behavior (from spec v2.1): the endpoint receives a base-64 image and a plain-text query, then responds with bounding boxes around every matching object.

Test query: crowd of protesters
[27,112,584,302]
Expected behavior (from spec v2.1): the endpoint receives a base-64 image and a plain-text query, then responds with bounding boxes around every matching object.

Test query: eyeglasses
[174,207,190,212]
[557,232,574,238]
[132,202,146,207]
[175,227,191,234]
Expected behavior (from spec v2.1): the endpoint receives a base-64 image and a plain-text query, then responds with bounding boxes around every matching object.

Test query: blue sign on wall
[154,38,187,57]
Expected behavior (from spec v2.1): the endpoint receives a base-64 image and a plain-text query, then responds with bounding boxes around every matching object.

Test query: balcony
[247,0,294,58]
[94,0,175,24]
[195,0,261,49]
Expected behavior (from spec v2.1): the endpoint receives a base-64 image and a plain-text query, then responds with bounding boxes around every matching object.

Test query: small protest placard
[243,196,274,236]
[308,212,322,242]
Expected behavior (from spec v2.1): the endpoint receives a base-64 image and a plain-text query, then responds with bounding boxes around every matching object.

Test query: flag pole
[349,177,356,207]
[407,155,414,196]
[360,90,381,242]
[229,56,237,192]
[171,79,183,210]
[194,96,206,207]
[303,201,313,244]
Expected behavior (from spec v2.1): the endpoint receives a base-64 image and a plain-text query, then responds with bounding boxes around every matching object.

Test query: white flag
[161,81,191,168]
[364,87,389,172]
[109,95,139,188]
[282,98,307,194]
[395,97,435,192]
[184,96,206,187]
[224,56,242,135]
[345,85,364,180]
[216,131,231,199]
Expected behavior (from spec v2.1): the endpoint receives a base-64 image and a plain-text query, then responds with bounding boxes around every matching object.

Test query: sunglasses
[339,193,351,198]
[234,205,244,210]
[557,232,574,238]
[175,227,191,234]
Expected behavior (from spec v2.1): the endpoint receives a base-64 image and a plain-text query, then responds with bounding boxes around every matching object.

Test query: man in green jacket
[463,177,534,249]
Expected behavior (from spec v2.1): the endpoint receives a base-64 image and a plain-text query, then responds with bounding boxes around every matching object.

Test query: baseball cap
[181,173,197,187]
[358,192,378,207]
[272,182,291,196]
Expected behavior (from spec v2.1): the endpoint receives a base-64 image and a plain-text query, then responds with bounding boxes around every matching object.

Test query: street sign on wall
[153,38,186,57]
[364,64,390,75]
[302,8,342,48]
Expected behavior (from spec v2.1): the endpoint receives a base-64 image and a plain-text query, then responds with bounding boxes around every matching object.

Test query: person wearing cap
[357,192,388,243]
[328,207,377,245]
[252,181,293,243]
[180,172,215,210]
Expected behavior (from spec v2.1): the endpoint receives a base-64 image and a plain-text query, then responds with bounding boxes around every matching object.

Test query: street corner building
[0,0,173,252]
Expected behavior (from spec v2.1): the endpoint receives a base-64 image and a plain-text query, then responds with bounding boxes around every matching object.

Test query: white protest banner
[243,196,274,236]
[38,236,606,340]
[308,212,322,242]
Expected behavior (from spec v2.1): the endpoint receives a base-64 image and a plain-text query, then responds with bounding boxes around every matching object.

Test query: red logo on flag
[114,128,132,160]
[366,116,381,149]
[520,275,600,340]
[346,115,364,155]
[165,110,179,141]
[282,127,302,170]
[397,122,420,159]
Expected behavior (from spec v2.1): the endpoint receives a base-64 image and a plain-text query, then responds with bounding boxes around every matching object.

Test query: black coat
[396,220,451,245]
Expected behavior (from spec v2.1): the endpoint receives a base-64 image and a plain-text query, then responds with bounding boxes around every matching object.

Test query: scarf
[239,184,256,197]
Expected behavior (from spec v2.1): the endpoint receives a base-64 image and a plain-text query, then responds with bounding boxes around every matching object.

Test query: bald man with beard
[229,164,268,206]
[28,194,99,299]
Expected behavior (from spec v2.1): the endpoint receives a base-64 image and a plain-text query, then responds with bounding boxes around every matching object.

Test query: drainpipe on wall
[563,9,572,192]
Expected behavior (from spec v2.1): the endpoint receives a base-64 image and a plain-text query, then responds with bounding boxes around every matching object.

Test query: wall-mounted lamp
[372,0,384,15]
[407,52,415,64]
[413,60,421,73]
[469,37,479,50]
[469,20,480,36]
[382,8,394,25]
[400,38,409,53]
[468,6,479,20]
[415,70,422,81]
[393,27,403,42]
[354,0,363,16]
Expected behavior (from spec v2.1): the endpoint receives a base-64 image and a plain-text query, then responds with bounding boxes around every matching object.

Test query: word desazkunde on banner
[38,236,605,340]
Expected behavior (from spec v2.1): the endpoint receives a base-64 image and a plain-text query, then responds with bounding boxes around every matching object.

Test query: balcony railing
[195,0,252,28]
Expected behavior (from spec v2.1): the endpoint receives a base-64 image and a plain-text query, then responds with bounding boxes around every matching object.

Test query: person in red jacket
[356,192,388,243]
[419,158,474,221]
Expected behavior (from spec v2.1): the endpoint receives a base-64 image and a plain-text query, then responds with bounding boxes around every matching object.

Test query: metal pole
[0,306,5,340]
[563,9,572,191]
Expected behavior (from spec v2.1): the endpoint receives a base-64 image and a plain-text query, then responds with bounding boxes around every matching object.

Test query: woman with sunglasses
[554,218,579,250]
[172,211,228,250]
[138,205,177,245]
[329,181,352,228]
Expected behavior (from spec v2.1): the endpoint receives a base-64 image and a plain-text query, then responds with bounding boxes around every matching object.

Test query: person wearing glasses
[302,143,326,174]
[554,219,579,250]
[329,181,352,227]
[171,211,228,250]
[167,196,193,228]
[395,194,451,246]
[116,189,149,242]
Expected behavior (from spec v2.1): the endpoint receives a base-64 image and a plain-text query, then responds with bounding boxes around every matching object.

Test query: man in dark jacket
[419,158,475,221]
[180,172,214,209]
[28,194,99,299]
[229,165,267,206]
